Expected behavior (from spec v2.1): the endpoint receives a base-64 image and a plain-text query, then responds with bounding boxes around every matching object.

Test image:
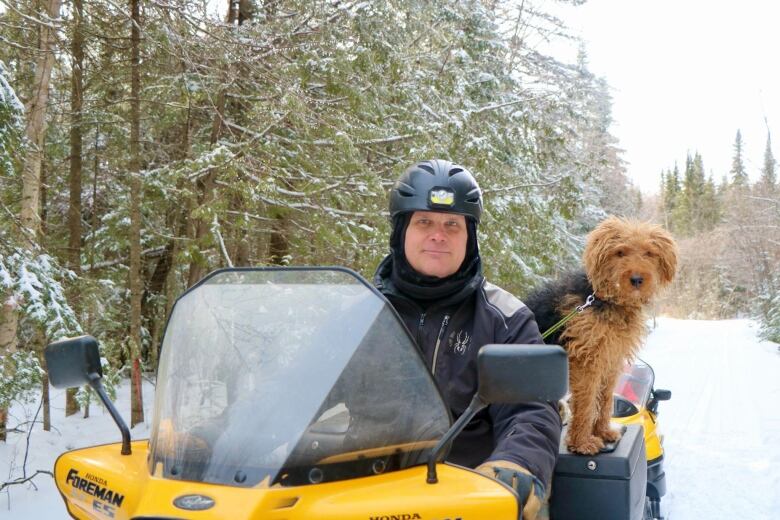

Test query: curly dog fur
[526,217,677,455]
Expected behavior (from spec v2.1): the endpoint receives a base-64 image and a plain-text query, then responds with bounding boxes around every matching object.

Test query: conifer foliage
[730,129,748,186]
[660,153,720,235]
[760,132,777,191]
[658,128,780,340]
[0,0,635,437]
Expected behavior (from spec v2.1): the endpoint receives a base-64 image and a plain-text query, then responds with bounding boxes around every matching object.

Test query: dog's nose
[630,275,644,287]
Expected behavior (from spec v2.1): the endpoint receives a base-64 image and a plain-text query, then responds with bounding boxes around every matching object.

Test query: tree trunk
[40,348,51,431]
[20,0,62,238]
[65,0,85,417]
[89,125,100,270]
[233,233,250,266]
[68,0,85,282]
[0,409,7,443]
[268,213,290,265]
[38,165,53,430]
[129,0,144,428]
[0,298,18,442]
[0,300,17,353]
[40,160,48,236]
[141,241,173,368]
[185,92,224,287]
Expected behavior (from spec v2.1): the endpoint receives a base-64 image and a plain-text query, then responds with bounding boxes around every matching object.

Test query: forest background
[1,0,778,448]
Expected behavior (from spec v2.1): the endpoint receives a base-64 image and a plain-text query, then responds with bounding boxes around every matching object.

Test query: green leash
[540,294,596,340]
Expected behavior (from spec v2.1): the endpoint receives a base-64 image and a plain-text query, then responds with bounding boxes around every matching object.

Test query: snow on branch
[482,175,566,195]
[275,133,418,147]
[255,193,381,218]
[80,246,169,272]
[211,215,233,268]
[0,249,81,340]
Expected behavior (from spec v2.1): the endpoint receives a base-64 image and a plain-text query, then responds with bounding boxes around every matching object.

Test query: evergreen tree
[700,173,720,230]
[672,154,694,235]
[0,60,23,178]
[730,129,748,186]
[690,152,707,230]
[759,285,780,343]
[760,131,776,192]
[660,166,680,230]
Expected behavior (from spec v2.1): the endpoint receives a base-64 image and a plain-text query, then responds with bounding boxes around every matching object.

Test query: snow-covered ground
[640,318,780,519]
[0,379,154,518]
[1,318,779,519]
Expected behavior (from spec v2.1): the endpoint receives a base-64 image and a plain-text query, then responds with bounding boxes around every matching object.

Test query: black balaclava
[388,213,483,304]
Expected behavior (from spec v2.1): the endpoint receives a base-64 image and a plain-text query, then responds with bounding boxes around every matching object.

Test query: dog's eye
[615,250,624,257]
[645,251,654,257]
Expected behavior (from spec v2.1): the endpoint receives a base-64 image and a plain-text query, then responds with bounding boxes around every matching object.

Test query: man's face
[404,211,468,278]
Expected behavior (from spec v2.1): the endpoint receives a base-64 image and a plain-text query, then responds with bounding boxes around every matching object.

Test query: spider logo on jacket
[525,216,678,455]
[450,330,471,355]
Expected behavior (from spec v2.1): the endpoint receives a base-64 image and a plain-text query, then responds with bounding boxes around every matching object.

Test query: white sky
[555,0,780,194]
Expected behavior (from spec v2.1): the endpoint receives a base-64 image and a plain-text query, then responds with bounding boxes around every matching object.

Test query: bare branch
[0,470,55,493]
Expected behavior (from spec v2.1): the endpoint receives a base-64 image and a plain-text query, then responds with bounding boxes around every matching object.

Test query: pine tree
[690,153,707,230]
[700,173,720,230]
[65,0,85,418]
[759,131,776,192]
[128,0,144,428]
[672,154,695,235]
[730,129,748,186]
[660,166,680,230]
[0,60,24,442]
[0,61,23,178]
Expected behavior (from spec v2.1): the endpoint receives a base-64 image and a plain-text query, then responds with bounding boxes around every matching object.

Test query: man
[374,159,561,520]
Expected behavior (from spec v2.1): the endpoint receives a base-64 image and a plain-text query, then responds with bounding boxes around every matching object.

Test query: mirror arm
[426,394,488,484]
[88,373,132,456]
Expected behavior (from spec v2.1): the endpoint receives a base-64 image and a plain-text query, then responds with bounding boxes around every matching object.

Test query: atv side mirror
[46,335,103,388]
[427,344,568,484]
[653,389,672,401]
[45,336,132,456]
[477,344,568,404]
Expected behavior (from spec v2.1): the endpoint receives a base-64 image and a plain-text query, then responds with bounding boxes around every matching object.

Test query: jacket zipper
[431,314,450,376]
[417,313,426,347]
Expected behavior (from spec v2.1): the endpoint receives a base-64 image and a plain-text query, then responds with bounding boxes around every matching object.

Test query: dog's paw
[596,427,622,443]
[566,435,605,455]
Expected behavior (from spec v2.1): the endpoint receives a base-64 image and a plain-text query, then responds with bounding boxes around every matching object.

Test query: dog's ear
[650,227,678,285]
[583,216,625,275]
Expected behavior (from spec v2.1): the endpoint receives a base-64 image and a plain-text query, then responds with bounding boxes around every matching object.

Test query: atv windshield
[149,268,450,488]
[613,360,654,414]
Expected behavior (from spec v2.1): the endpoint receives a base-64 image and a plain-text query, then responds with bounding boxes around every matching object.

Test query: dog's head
[583,216,677,307]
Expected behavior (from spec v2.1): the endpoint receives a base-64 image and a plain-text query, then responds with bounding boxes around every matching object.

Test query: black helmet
[389,159,482,223]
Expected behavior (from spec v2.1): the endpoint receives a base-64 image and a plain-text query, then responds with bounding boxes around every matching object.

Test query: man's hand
[476,460,545,520]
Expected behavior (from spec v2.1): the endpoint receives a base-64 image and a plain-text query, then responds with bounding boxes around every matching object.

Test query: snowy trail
[640,318,780,519]
[1,319,779,519]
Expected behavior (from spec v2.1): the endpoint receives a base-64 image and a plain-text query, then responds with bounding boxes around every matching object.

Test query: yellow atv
[549,360,669,520]
[45,267,648,519]
[612,360,671,520]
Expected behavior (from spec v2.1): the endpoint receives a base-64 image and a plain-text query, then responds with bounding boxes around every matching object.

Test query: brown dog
[526,217,677,455]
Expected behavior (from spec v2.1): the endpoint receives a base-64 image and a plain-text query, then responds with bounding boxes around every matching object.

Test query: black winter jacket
[374,257,562,488]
